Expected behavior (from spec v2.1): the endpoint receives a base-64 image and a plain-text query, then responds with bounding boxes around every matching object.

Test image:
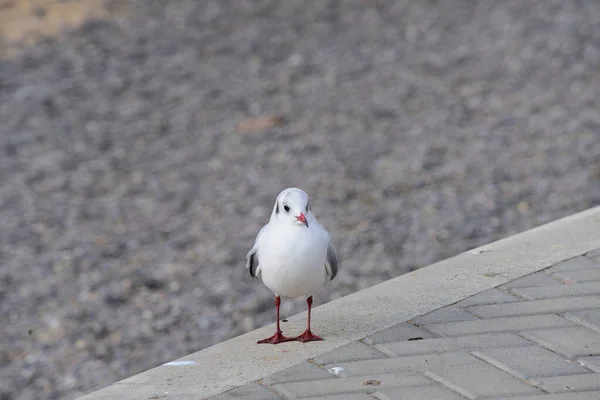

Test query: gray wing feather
[325,241,339,281]
[246,225,267,279]
[246,248,259,278]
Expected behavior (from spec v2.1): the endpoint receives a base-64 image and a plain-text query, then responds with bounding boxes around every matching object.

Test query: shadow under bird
[246,188,339,344]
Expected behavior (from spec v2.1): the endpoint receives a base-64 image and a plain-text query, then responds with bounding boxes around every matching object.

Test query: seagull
[246,188,338,344]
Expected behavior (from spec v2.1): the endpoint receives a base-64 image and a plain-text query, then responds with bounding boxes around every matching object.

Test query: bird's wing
[246,224,268,279]
[325,240,339,281]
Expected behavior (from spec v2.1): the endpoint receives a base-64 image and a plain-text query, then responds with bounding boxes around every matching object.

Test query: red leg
[258,296,294,344]
[295,296,323,343]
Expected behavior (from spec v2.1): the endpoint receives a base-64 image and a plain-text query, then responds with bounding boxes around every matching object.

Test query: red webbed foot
[257,331,295,344]
[294,329,323,343]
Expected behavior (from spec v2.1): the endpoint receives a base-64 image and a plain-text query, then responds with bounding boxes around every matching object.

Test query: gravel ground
[1,0,599,399]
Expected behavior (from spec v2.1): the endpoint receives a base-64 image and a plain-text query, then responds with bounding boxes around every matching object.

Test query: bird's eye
[283,204,290,212]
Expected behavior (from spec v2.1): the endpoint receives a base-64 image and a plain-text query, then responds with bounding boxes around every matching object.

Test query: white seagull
[246,188,339,344]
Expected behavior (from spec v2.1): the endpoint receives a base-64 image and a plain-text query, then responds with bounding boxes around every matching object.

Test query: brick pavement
[212,249,600,399]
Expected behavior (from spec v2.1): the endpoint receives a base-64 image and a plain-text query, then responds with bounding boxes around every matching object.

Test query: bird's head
[271,188,312,228]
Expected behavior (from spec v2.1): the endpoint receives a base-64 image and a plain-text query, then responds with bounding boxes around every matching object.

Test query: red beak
[296,212,309,227]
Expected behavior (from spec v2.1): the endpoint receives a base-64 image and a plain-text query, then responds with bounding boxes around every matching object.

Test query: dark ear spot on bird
[275,202,280,214]
[306,202,310,213]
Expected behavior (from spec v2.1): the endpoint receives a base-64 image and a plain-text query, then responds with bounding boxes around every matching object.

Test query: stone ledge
[78,206,600,400]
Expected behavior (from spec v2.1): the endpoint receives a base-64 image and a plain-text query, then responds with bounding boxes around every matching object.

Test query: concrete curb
[79,206,600,400]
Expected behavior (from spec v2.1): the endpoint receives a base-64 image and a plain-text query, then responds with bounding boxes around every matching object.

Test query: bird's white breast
[258,223,329,298]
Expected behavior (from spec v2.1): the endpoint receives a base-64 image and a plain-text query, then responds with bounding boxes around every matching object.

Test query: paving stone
[492,393,600,400]
[509,283,600,300]
[412,306,479,325]
[376,333,529,357]
[324,352,476,378]
[576,356,600,372]
[473,345,589,379]
[423,315,573,337]
[585,248,600,261]
[563,310,600,333]
[535,373,600,394]
[551,269,600,283]
[454,288,520,307]
[261,361,332,386]
[423,359,541,398]
[548,257,600,273]
[210,383,279,399]
[371,385,467,400]
[466,296,600,318]
[271,372,429,399]
[521,327,600,359]
[312,341,388,365]
[501,272,562,289]
[298,394,374,400]
[363,323,436,345]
